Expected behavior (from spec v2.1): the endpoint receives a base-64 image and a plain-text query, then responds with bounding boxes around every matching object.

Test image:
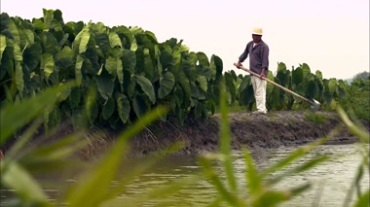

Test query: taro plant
[0,9,223,131]
[228,62,352,112]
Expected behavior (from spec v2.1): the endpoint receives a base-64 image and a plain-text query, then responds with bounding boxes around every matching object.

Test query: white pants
[251,76,267,113]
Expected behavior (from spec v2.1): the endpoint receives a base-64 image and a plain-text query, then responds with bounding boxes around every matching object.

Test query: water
[258,144,369,207]
[1,143,369,207]
[114,144,369,207]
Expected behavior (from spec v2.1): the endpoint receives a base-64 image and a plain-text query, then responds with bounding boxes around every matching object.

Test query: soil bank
[78,111,369,160]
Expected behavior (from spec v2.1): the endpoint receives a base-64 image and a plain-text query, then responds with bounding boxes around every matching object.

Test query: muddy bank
[78,111,369,159]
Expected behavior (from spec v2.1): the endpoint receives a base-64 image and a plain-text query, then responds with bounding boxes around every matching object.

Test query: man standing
[235,27,269,114]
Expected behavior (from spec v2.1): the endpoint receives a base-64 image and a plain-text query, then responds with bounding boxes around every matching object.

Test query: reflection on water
[117,144,369,207]
[1,144,368,207]
[258,144,369,207]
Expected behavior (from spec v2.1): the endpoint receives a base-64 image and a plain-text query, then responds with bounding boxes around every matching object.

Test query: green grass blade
[123,174,199,207]
[261,133,333,177]
[252,184,310,207]
[337,106,369,207]
[18,135,87,173]
[198,155,239,206]
[66,106,168,207]
[206,196,223,207]
[219,81,237,191]
[291,155,330,174]
[251,190,288,207]
[343,164,367,207]
[0,82,74,145]
[267,155,329,186]
[354,190,369,207]
[337,106,369,143]
[6,118,43,158]
[104,142,185,202]
[1,162,51,206]
[242,148,262,194]
[355,165,364,197]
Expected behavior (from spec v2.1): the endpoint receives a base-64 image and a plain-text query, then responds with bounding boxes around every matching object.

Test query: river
[110,143,369,206]
[1,143,369,207]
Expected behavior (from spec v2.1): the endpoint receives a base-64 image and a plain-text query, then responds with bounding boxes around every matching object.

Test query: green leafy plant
[197,80,335,207]
[0,83,197,207]
[337,106,370,207]
[0,10,223,130]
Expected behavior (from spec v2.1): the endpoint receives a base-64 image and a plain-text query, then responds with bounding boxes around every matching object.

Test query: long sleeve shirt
[238,40,269,75]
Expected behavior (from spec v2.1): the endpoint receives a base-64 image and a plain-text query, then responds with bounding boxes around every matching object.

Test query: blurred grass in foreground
[0,81,368,207]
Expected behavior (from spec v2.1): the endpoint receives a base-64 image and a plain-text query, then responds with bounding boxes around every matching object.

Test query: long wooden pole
[234,63,319,106]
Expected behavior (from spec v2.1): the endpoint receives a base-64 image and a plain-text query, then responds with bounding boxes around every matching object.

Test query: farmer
[235,27,269,114]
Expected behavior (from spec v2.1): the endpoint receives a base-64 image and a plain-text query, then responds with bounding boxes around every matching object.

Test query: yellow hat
[252,27,263,35]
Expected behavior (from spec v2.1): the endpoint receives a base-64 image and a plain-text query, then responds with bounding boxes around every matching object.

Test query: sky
[1,0,369,80]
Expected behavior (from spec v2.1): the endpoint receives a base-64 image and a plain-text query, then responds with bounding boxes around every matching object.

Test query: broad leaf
[197,75,208,92]
[79,29,90,54]
[95,73,115,100]
[22,29,34,46]
[172,48,181,70]
[301,63,311,77]
[95,33,110,58]
[0,35,7,62]
[132,95,147,117]
[40,32,60,55]
[292,67,303,86]
[69,87,81,109]
[13,41,23,62]
[73,29,90,55]
[56,46,73,68]
[12,41,24,95]
[122,49,136,72]
[75,55,83,86]
[23,43,42,71]
[210,55,223,81]
[176,70,191,101]
[43,9,54,31]
[109,32,123,49]
[116,58,124,85]
[41,53,55,80]
[224,72,236,104]
[144,48,154,81]
[116,93,130,124]
[135,75,156,104]
[328,78,337,94]
[159,44,173,69]
[15,62,24,94]
[85,87,98,125]
[7,18,21,44]
[102,98,115,120]
[158,71,175,99]
[105,56,123,84]
[197,52,209,66]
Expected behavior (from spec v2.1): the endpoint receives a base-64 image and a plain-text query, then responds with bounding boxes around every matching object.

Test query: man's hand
[235,62,243,69]
[260,68,266,79]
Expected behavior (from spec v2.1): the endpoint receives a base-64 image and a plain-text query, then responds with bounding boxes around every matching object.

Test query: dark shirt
[239,40,269,74]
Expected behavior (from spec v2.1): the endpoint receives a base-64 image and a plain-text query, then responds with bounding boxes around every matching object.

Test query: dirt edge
[77,111,369,160]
